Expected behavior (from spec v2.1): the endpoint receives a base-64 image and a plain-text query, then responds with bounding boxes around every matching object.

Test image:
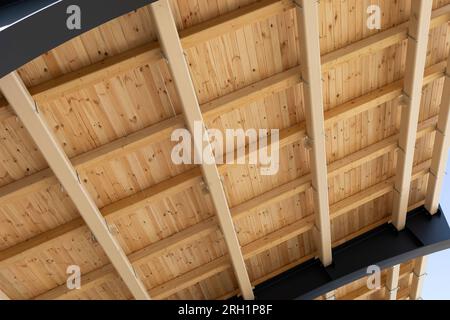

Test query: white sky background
[422,149,450,299]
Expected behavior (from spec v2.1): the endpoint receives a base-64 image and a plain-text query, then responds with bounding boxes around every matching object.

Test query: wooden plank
[425,53,450,214]
[392,0,433,230]
[1,3,449,119]
[0,56,443,212]
[36,217,218,300]
[150,0,254,300]
[410,256,428,300]
[296,0,332,266]
[0,0,293,107]
[39,158,431,300]
[179,0,295,48]
[385,265,401,300]
[321,4,450,71]
[0,60,441,270]
[0,72,150,300]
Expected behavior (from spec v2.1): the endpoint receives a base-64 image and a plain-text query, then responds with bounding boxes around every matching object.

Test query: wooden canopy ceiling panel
[222,144,310,207]
[132,231,228,290]
[328,155,396,206]
[185,8,299,105]
[245,231,316,280]
[0,116,47,187]
[78,137,193,208]
[18,6,158,88]
[204,85,305,141]
[164,270,237,300]
[318,0,411,55]
[169,0,261,30]
[0,185,77,250]
[322,43,407,113]
[0,0,448,300]
[330,195,392,243]
[109,185,215,254]
[234,190,314,246]
[0,225,110,299]
[36,61,181,159]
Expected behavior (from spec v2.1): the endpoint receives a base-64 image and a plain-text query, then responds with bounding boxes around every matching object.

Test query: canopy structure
[0,0,449,300]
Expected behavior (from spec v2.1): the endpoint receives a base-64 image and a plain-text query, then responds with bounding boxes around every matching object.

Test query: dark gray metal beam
[252,205,450,300]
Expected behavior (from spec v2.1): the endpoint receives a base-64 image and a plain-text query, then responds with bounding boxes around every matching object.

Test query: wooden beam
[2,2,449,119]
[37,158,431,300]
[0,55,444,224]
[321,4,450,71]
[152,162,431,300]
[0,19,446,208]
[35,217,218,300]
[385,265,401,300]
[392,0,433,230]
[410,256,428,300]
[149,0,254,300]
[0,59,442,270]
[425,53,450,214]
[0,72,150,300]
[0,0,293,108]
[295,0,332,266]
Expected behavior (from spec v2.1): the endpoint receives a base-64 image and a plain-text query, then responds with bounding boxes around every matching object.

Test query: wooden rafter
[425,52,450,214]
[149,0,254,300]
[392,0,433,230]
[36,158,431,300]
[0,1,448,298]
[1,3,449,119]
[410,256,428,300]
[385,265,400,300]
[295,0,332,265]
[0,55,445,212]
[0,58,443,276]
[0,72,150,300]
[0,0,294,109]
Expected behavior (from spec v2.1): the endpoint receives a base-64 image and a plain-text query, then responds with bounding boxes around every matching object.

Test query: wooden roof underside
[0,0,449,300]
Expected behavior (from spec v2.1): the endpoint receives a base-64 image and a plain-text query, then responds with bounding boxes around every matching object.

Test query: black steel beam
[252,205,450,300]
[0,0,156,79]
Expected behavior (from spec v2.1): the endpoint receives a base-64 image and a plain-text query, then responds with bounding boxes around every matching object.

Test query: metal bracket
[386,286,400,293]
[413,271,427,278]
[393,186,402,196]
[160,51,169,64]
[292,0,303,9]
[34,100,39,114]
[399,91,411,107]
[107,223,119,236]
[75,170,81,184]
[429,168,438,178]
[406,33,418,43]
[303,135,314,150]
[90,232,97,244]
[200,179,210,194]
[435,125,445,136]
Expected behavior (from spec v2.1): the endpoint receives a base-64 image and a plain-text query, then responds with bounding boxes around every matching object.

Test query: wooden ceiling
[0,0,449,300]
